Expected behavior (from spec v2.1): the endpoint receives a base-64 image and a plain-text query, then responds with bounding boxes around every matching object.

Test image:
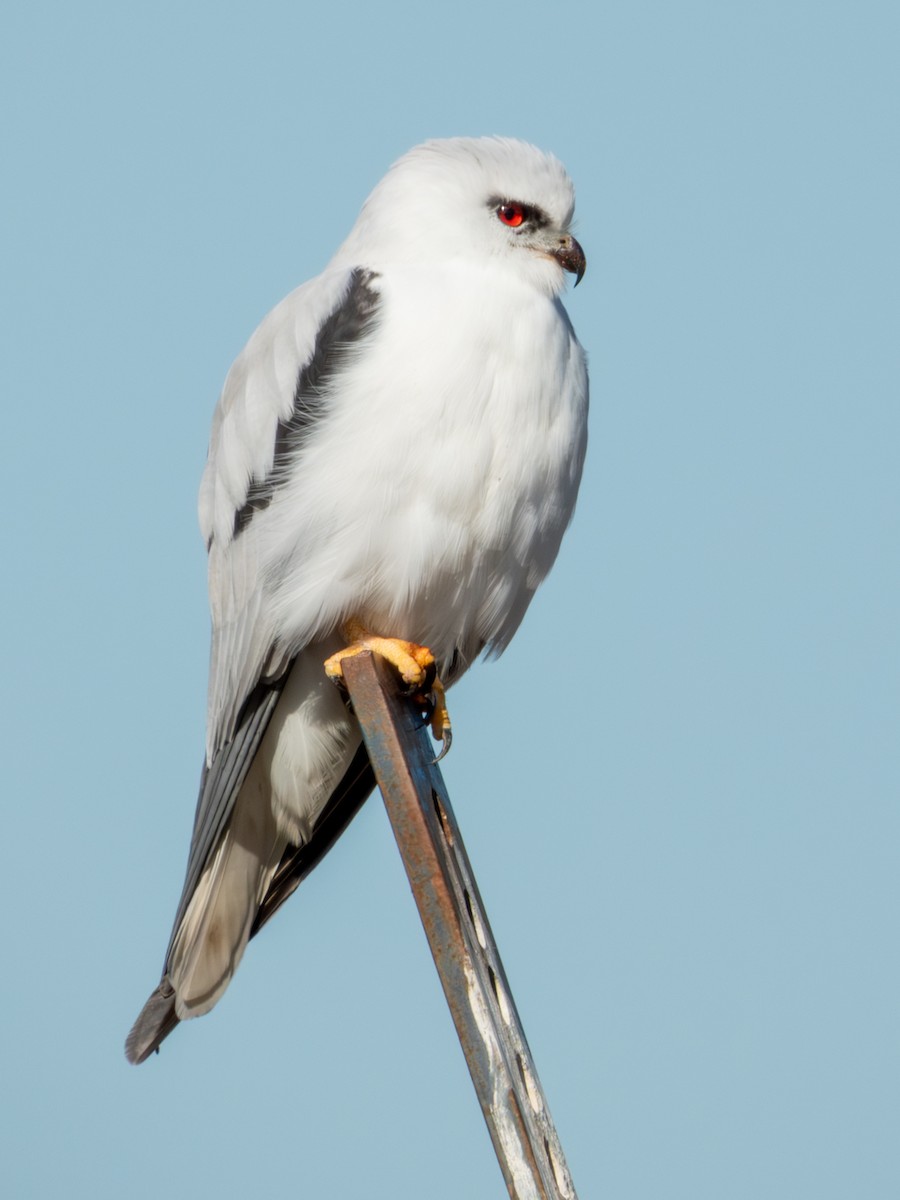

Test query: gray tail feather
[125,978,180,1064]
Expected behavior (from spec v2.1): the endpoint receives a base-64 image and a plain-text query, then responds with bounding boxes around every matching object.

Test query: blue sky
[2,2,897,1197]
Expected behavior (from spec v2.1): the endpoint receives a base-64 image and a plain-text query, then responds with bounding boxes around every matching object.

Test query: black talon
[433,727,452,764]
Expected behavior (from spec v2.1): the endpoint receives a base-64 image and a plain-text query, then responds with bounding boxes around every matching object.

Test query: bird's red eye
[498,203,525,227]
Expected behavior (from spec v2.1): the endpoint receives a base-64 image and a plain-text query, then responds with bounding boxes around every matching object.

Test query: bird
[125,136,589,1064]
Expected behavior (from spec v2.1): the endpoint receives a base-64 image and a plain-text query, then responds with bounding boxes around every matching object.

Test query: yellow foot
[324,627,452,760]
[325,634,435,689]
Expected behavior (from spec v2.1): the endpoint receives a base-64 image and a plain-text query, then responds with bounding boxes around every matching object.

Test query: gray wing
[124,679,285,1064]
[126,267,382,1064]
[164,679,286,964]
[199,265,382,758]
[175,264,383,940]
[126,738,377,1064]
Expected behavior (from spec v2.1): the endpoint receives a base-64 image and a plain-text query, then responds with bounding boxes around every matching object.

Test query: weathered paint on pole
[341,652,578,1200]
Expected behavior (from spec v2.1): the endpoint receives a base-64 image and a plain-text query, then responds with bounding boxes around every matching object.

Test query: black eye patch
[487,198,549,230]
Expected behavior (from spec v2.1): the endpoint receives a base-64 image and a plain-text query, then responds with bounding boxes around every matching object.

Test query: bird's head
[335,136,586,297]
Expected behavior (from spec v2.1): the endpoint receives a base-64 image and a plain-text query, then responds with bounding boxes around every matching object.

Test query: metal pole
[341,652,578,1200]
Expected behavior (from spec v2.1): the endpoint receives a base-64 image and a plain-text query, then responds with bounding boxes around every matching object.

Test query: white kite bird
[126,136,588,1063]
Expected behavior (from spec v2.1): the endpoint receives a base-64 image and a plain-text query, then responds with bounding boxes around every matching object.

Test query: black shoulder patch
[233,268,381,536]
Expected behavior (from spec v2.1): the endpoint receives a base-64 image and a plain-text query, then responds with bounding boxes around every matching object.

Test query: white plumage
[126,136,588,1063]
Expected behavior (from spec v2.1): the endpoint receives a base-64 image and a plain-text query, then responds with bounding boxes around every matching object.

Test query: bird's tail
[125,763,285,1064]
[125,978,179,1064]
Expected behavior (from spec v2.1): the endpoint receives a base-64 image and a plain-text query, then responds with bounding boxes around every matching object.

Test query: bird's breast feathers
[255,262,588,668]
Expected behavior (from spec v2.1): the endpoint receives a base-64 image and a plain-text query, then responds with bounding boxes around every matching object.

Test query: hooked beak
[551,233,586,286]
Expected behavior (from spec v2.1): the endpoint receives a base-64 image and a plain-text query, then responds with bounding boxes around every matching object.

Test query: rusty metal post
[341,652,578,1200]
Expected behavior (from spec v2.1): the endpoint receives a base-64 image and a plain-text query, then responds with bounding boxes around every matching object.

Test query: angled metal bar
[341,652,578,1200]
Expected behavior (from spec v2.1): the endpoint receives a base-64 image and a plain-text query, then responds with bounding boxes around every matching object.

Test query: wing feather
[127,266,385,1062]
[200,265,382,758]
[164,678,286,963]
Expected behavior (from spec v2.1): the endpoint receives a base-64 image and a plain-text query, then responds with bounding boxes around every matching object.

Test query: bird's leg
[324,620,452,759]
[426,674,452,762]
